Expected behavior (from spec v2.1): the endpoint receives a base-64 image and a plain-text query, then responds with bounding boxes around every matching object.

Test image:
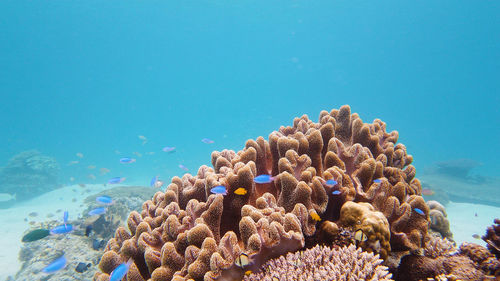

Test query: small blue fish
[254,174,274,184]
[119,157,136,164]
[150,176,158,187]
[332,190,341,195]
[42,255,67,273]
[88,207,107,216]
[96,196,113,205]
[162,146,176,153]
[210,185,227,195]
[179,164,188,171]
[108,177,125,184]
[63,211,68,224]
[413,208,425,216]
[201,138,214,144]
[373,178,382,183]
[50,224,73,235]
[325,179,338,187]
[109,259,133,281]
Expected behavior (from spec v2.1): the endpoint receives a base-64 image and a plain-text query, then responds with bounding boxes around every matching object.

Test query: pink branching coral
[243,244,393,281]
[94,105,429,281]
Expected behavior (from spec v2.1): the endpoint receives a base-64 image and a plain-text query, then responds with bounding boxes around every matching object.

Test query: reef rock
[0,150,59,204]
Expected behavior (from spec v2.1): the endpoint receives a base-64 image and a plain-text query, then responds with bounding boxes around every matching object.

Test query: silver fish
[0,193,16,202]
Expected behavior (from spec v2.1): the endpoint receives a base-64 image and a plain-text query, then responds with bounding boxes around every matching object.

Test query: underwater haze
[0,1,499,280]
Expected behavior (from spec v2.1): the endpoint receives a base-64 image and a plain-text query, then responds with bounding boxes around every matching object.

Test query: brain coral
[95,105,428,281]
[243,244,392,281]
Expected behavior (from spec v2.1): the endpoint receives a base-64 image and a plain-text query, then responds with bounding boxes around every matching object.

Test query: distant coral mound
[0,150,59,203]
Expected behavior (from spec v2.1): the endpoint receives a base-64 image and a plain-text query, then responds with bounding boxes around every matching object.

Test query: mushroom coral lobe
[94,105,427,281]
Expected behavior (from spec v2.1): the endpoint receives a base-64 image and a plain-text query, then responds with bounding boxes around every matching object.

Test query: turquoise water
[1,2,499,280]
[1,1,499,185]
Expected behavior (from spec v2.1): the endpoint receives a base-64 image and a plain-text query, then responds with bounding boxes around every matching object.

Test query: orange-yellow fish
[234,188,247,196]
[310,210,321,222]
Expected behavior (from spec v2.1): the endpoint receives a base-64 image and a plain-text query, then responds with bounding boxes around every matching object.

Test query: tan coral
[427,200,453,240]
[339,201,391,259]
[95,105,429,281]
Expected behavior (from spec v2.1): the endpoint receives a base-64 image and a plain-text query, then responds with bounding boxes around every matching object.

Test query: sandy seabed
[447,201,500,247]
[0,184,112,280]
[0,187,499,280]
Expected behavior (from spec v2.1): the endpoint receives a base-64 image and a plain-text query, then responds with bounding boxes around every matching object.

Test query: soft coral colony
[94,105,499,281]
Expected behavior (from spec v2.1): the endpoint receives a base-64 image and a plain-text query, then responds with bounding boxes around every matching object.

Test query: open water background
[1,1,498,193]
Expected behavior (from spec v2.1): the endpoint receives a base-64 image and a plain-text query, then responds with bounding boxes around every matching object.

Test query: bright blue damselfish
[119,157,136,163]
[210,185,227,195]
[254,175,274,184]
[332,190,341,195]
[413,208,425,216]
[88,207,107,216]
[63,211,68,224]
[50,224,73,235]
[96,196,113,204]
[325,179,338,187]
[109,260,132,281]
[150,176,158,187]
[108,177,125,184]
[42,255,67,273]
[373,179,382,183]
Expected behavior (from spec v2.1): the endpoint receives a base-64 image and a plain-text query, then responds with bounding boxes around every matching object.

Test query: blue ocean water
[0,1,499,279]
[2,1,499,186]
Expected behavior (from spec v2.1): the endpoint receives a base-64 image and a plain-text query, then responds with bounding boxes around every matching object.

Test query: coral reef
[338,201,391,259]
[95,105,430,281]
[427,200,453,240]
[0,150,59,204]
[14,185,150,280]
[395,238,500,281]
[423,236,457,259]
[16,223,102,281]
[243,244,392,281]
[483,218,500,259]
[460,242,500,276]
[84,186,157,240]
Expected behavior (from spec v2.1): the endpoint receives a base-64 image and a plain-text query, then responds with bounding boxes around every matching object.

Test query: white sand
[0,184,114,280]
[446,201,500,247]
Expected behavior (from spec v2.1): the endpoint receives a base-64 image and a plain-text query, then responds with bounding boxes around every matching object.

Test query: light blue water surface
[1,1,498,185]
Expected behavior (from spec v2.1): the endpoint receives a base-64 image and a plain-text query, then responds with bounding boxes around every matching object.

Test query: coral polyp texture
[95,105,428,281]
[243,244,392,281]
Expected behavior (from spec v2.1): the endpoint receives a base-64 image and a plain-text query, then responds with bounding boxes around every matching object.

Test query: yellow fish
[244,270,252,276]
[310,210,321,222]
[234,188,247,196]
[235,253,250,268]
[354,229,367,242]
